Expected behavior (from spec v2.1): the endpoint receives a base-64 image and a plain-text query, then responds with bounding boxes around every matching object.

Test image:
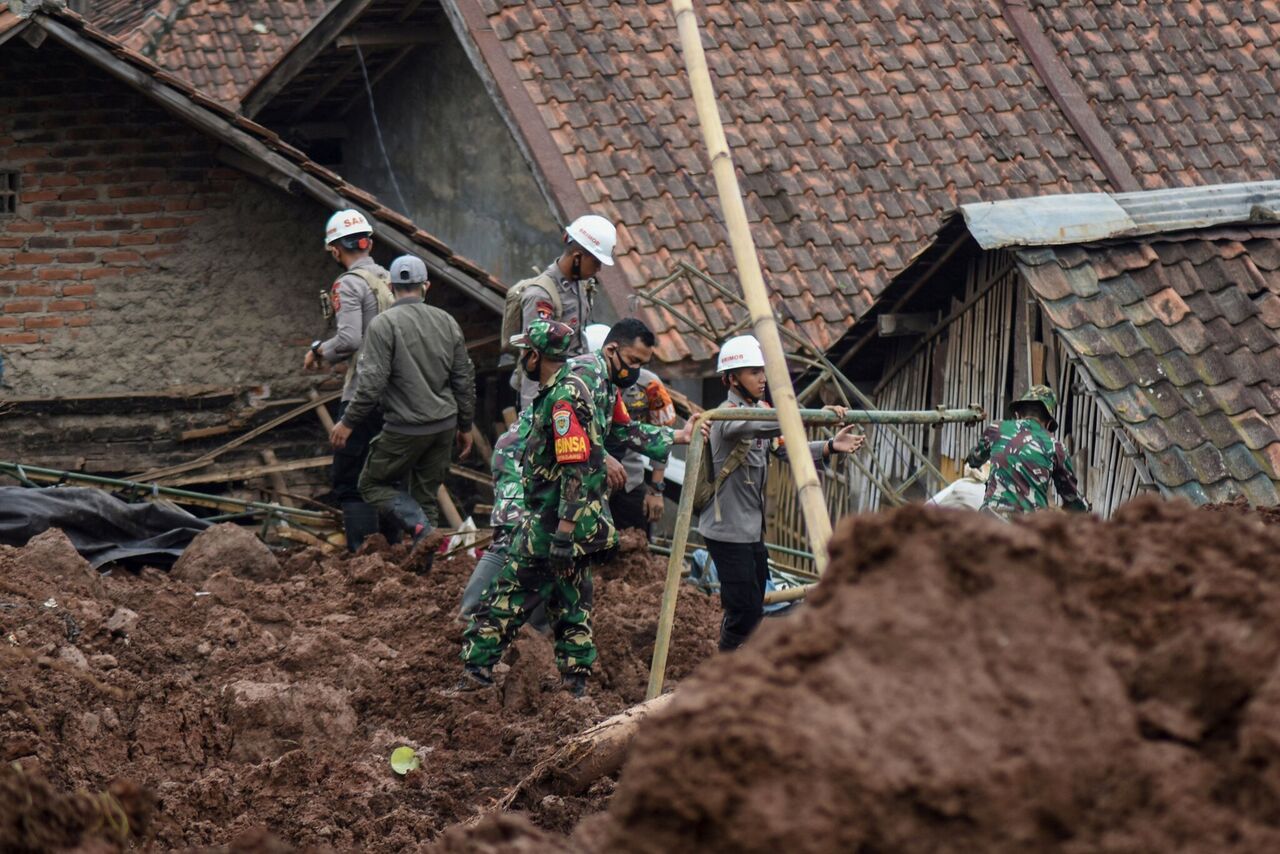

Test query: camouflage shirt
[517,354,674,559]
[489,410,532,530]
[965,419,1088,514]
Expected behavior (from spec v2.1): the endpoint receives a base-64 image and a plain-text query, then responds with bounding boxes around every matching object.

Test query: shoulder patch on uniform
[552,400,589,464]
[611,390,632,425]
[330,280,342,313]
[535,300,555,320]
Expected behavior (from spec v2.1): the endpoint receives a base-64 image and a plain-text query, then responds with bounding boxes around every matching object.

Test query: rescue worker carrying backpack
[698,335,865,651]
[500,214,617,408]
[303,209,394,551]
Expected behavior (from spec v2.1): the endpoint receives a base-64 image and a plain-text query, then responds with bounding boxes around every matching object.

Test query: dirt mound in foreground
[569,498,1280,852]
[0,524,720,850]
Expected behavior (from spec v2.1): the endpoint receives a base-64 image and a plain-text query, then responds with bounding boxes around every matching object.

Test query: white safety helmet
[565,214,616,266]
[716,335,765,373]
[584,323,611,353]
[325,209,373,247]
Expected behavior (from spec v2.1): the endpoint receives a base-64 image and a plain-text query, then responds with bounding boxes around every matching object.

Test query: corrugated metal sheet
[1017,223,1280,505]
[962,180,1280,250]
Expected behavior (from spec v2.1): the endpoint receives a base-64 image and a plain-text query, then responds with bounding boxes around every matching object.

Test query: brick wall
[0,40,352,398]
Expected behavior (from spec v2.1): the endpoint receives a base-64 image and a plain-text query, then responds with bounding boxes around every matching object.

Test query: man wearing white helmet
[501,214,617,408]
[699,334,866,651]
[305,209,394,550]
[585,323,677,531]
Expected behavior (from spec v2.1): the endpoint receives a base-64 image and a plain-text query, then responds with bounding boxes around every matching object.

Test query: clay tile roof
[1018,223,1280,504]
[91,0,335,107]
[18,3,504,310]
[456,0,1280,369]
[1029,1,1280,192]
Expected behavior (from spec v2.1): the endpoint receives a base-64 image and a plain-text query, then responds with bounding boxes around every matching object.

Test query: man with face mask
[461,318,700,697]
[304,209,393,551]
[509,215,617,409]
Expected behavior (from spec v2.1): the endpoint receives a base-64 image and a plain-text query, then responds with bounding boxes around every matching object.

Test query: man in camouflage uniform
[461,318,697,696]
[456,409,545,629]
[965,385,1089,519]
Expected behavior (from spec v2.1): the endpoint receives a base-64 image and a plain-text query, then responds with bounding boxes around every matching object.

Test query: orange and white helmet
[324,209,373,247]
[716,335,765,373]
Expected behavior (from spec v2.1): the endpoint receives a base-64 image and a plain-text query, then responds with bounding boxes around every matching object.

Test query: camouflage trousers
[460,554,595,675]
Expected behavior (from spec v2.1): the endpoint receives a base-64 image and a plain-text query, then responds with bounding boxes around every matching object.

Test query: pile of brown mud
[442,497,1280,853]
[0,524,720,851]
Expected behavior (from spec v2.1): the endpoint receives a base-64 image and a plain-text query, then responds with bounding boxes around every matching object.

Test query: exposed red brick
[67,316,92,328]
[5,300,44,313]
[14,253,54,264]
[47,300,88,312]
[24,315,64,329]
[0,333,40,345]
[36,269,80,281]
[56,252,96,263]
[62,284,97,296]
[16,285,55,297]
[73,235,116,247]
[118,233,158,246]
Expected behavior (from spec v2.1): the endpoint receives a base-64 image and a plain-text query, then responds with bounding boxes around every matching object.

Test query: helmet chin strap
[731,375,760,404]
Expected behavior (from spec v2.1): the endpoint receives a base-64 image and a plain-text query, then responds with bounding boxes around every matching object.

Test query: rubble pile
[0,525,720,851]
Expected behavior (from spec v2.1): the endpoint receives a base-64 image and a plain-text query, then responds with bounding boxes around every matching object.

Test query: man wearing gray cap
[330,255,476,568]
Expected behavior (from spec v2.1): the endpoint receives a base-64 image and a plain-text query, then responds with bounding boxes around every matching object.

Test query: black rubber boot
[561,672,588,698]
[458,665,494,691]
[341,502,380,553]
[386,492,431,545]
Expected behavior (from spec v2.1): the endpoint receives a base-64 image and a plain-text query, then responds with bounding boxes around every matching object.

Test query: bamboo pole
[646,413,706,700]
[669,0,834,573]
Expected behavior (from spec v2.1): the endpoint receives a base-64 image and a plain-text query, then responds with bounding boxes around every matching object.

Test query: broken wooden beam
[160,456,332,488]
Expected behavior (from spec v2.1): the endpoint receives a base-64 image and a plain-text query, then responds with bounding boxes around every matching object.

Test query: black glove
[548,531,575,576]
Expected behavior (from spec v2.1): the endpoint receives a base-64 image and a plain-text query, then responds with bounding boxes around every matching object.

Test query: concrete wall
[341,34,562,286]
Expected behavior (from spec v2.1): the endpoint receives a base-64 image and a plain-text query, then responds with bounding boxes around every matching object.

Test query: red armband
[553,401,590,463]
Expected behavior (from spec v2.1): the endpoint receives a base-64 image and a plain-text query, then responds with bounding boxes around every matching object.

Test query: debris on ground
[0,526,720,850]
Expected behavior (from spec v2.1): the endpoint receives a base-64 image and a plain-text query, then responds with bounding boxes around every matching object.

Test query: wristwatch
[310,339,323,358]
[649,481,666,494]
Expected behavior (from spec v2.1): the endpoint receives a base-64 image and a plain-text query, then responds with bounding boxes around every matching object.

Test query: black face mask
[607,349,641,388]
[522,352,541,382]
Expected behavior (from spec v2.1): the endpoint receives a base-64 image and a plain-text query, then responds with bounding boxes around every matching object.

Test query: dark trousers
[705,537,769,651]
[610,484,649,533]
[332,401,383,504]
[358,427,453,526]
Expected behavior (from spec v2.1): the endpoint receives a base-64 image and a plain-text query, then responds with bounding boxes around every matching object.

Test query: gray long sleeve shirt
[697,388,826,544]
[341,296,476,436]
[318,257,392,402]
[514,262,596,408]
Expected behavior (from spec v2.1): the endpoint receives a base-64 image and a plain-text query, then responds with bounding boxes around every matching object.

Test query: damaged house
[0,2,504,482]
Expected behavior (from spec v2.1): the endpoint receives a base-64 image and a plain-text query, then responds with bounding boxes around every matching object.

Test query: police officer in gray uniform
[510,214,618,409]
[304,208,393,550]
[698,335,864,651]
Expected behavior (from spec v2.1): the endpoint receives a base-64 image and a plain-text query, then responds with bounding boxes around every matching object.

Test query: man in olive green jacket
[331,256,476,562]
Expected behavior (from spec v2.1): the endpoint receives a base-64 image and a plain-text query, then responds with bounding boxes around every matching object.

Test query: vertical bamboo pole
[646,417,706,700]
[669,0,833,573]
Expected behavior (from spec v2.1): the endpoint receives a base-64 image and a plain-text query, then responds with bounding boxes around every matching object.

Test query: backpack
[690,436,752,516]
[500,273,560,354]
[345,266,395,313]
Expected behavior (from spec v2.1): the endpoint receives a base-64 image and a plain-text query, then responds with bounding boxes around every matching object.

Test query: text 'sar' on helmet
[325,209,373,247]
[509,319,576,358]
[1015,384,1059,429]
